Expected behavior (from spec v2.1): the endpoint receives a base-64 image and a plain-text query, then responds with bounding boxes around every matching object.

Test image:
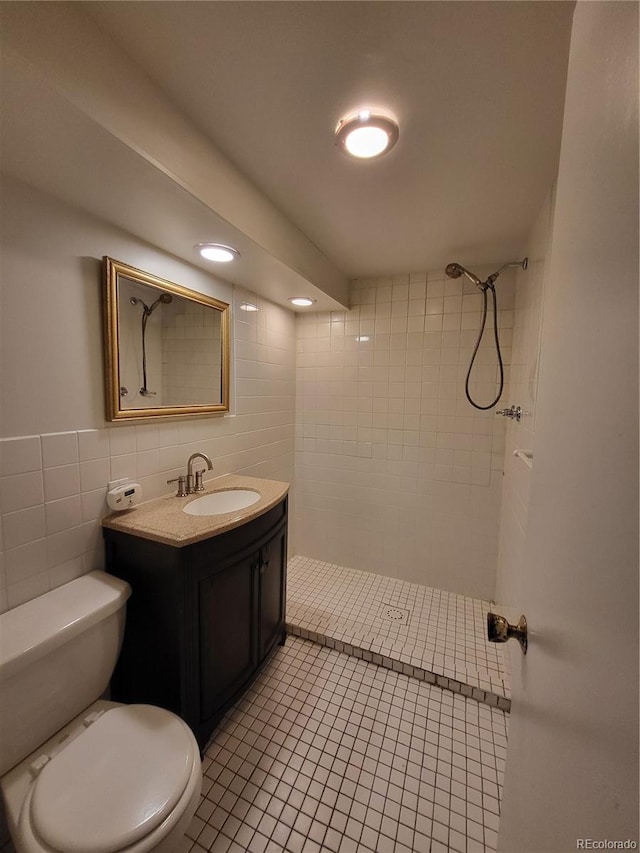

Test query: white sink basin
[183,489,261,517]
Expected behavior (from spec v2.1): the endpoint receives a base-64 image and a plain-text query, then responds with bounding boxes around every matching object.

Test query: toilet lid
[30,705,196,853]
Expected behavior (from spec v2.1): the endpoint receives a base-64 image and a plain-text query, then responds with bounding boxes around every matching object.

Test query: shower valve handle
[496,405,522,422]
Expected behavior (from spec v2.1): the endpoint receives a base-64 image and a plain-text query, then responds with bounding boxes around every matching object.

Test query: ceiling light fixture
[335,109,399,160]
[289,297,315,307]
[195,243,240,263]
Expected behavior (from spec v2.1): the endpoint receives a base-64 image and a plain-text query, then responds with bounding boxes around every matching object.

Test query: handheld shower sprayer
[129,291,173,396]
[444,263,482,289]
[444,257,528,410]
[130,292,173,315]
[445,258,527,291]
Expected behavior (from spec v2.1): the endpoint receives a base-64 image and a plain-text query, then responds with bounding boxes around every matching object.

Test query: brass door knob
[487,612,528,654]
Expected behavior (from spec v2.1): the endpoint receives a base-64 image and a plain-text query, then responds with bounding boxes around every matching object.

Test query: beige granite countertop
[102,473,289,547]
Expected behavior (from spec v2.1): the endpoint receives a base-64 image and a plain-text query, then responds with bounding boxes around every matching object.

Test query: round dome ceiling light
[195,243,240,263]
[335,109,399,160]
[289,297,316,307]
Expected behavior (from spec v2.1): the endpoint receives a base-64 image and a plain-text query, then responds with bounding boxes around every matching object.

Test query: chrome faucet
[187,452,214,493]
[167,452,214,496]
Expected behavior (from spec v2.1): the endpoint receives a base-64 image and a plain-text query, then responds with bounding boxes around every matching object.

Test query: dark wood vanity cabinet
[103,498,287,748]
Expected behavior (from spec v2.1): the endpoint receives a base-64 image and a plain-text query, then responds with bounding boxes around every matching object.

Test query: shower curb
[287,623,512,714]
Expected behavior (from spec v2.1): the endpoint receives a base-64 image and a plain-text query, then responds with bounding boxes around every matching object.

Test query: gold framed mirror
[103,257,230,421]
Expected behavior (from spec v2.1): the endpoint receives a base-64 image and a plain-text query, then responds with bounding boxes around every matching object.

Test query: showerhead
[445,263,482,289]
[445,263,463,279]
[149,293,172,312]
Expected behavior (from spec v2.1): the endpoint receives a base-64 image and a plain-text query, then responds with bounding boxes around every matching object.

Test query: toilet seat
[21,705,199,853]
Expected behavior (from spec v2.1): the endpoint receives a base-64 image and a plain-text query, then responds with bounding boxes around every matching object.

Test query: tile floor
[0,562,511,853]
[181,637,508,853]
[286,557,510,708]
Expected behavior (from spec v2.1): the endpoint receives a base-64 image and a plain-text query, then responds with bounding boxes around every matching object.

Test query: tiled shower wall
[294,269,515,600]
[0,287,295,614]
[162,300,222,406]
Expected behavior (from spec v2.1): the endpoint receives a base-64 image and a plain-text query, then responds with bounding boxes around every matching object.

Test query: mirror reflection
[104,258,230,421]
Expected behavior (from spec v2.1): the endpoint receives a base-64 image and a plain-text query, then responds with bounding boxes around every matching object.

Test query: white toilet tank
[0,571,131,776]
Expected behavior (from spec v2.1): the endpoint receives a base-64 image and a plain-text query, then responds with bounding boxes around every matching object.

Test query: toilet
[0,571,202,853]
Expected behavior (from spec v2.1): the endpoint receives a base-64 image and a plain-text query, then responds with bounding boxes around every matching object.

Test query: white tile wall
[162,300,223,406]
[294,269,515,599]
[0,289,295,613]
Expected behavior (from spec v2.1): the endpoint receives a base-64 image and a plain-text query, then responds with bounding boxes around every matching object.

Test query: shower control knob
[496,405,522,422]
[487,612,528,654]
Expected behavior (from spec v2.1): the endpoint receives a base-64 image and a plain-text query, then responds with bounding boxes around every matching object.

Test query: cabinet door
[198,554,257,723]
[258,523,287,662]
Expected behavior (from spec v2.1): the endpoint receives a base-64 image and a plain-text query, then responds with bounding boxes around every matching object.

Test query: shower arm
[485,257,529,287]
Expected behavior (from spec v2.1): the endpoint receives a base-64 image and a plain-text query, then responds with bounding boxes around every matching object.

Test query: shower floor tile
[286,557,510,707]
[185,636,508,853]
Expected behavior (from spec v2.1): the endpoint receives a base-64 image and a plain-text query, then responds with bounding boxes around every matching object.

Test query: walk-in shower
[445,258,528,410]
[130,292,173,396]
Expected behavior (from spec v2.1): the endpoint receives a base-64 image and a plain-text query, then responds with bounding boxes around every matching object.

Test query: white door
[497,3,639,852]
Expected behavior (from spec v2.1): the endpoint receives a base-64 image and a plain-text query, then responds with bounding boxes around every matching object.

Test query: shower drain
[380,604,411,625]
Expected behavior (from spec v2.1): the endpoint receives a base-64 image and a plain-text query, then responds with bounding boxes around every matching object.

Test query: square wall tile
[0,436,42,476]
[4,538,47,586]
[2,505,46,550]
[44,465,80,502]
[78,429,110,462]
[0,472,44,514]
[108,427,137,457]
[45,495,82,536]
[42,432,78,468]
[79,458,110,494]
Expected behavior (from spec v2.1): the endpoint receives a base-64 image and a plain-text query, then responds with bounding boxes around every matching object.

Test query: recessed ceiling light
[289,297,316,307]
[240,302,259,312]
[335,110,399,159]
[195,243,240,263]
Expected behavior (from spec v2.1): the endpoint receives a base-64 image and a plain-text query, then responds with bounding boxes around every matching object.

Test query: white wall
[0,176,296,612]
[495,189,555,608]
[294,267,515,598]
[498,2,639,848]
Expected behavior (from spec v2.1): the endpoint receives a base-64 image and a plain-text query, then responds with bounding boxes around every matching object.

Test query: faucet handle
[167,475,188,497]
[194,470,206,492]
